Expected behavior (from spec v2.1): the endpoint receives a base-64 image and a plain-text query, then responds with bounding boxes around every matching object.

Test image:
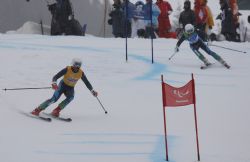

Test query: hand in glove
[207,29,212,36]
[174,46,179,52]
[91,89,98,97]
[68,15,73,20]
[52,82,58,90]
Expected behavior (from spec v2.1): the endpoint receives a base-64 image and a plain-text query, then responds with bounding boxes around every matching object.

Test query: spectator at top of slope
[48,0,78,35]
[194,0,208,41]
[108,0,123,38]
[179,0,196,29]
[55,0,73,23]
[219,0,237,41]
[143,0,161,39]
[228,0,240,29]
[200,0,214,36]
[131,1,146,38]
[121,0,136,38]
[156,0,176,38]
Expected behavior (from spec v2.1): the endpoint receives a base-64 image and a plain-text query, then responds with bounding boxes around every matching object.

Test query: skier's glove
[68,15,73,20]
[91,89,98,97]
[52,82,58,90]
[174,46,179,52]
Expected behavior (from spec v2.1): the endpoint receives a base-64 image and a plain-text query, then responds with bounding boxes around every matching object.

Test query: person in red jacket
[156,0,176,38]
[229,0,239,28]
[194,0,208,41]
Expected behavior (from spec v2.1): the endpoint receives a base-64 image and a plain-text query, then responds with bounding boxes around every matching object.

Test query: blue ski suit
[176,31,226,65]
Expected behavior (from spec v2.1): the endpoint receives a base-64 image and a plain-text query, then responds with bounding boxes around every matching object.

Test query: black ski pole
[3,87,52,91]
[96,96,108,114]
[125,0,128,62]
[244,27,248,42]
[210,44,247,54]
[169,51,178,60]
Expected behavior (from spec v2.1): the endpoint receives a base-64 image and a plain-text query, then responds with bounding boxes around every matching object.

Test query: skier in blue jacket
[175,24,230,69]
[31,58,98,117]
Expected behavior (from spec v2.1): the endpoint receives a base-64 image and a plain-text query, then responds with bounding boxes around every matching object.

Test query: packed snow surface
[0,32,250,162]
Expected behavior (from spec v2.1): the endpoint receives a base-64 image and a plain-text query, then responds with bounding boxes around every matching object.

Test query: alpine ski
[21,111,51,122]
[43,112,72,122]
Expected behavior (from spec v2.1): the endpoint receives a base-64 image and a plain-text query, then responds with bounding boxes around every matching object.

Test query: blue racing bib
[185,33,199,44]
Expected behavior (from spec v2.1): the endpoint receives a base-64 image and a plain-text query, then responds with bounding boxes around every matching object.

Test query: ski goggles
[73,62,82,68]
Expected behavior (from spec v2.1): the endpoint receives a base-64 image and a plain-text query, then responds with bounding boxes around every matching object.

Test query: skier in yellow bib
[31,58,98,117]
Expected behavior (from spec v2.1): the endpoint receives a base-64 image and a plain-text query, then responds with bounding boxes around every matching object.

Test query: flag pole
[161,75,169,161]
[150,0,154,64]
[125,0,128,62]
[192,73,200,161]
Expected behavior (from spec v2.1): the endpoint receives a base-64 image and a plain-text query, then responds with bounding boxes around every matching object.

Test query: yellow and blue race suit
[39,66,93,110]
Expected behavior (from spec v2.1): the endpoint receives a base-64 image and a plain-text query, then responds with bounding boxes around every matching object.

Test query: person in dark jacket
[178,0,196,39]
[31,58,98,117]
[179,0,196,29]
[108,0,123,38]
[219,0,236,41]
[49,0,73,35]
[121,0,136,38]
[55,0,73,23]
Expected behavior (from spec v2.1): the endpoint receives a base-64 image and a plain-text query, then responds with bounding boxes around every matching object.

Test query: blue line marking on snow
[35,150,151,156]
[61,132,161,136]
[149,135,177,162]
[0,40,239,87]
[128,54,237,87]
[0,41,106,53]
[129,54,167,81]
[61,141,155,145]
[35,132,177,162]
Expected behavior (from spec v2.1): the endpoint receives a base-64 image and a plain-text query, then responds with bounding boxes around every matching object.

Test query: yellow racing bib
[63,66,83,87]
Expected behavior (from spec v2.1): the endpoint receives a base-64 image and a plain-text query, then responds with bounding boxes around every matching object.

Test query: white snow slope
[0,33,250,162]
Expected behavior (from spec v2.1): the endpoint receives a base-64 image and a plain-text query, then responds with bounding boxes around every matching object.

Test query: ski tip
[30,114,52,122]
[42,112,72,122]
[200,66,206,69]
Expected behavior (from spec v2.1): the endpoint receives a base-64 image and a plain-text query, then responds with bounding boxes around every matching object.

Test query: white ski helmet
[185,24,194,34]
[71,58,82,68]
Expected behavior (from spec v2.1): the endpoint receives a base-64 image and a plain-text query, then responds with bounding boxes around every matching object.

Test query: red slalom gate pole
[161,75,169,161]
[192,74,200,161]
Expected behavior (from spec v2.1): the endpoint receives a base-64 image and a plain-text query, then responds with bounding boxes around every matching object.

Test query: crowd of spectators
[108,0,241,42]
